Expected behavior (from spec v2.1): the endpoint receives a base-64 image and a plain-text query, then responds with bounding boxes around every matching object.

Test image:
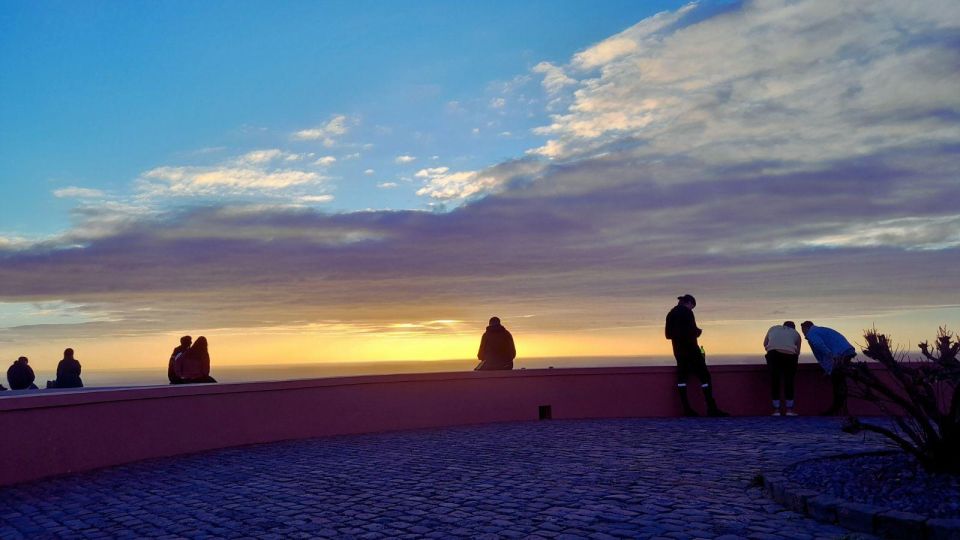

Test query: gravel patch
[785,451,960,518]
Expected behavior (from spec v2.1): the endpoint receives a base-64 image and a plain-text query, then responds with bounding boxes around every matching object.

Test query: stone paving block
[804,495,841,524]
[874,509,926,540]
[784,488,819,514]
[927,518,960,540]
[835,502,881,533]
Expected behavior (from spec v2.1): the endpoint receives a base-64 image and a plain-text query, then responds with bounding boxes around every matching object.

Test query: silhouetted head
[783,321,796,329]
[800,321,814,335]
[677,294,696,309]
[16,356,28,365]
[488,316,501,327]
[194,336,208,351]
[180,335,192,347]
[63,348,74,360]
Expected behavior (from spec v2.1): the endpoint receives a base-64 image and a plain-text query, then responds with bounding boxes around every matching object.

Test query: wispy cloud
[53,187,106,199]
[292,114,351,146]
[238,149,313,165]
[395,155,416,164]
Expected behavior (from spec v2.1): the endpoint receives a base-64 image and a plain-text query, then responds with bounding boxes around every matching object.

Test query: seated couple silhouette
[168,335,217,384]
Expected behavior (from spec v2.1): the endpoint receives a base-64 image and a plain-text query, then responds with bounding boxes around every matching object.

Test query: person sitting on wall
[475,317,516,371]
[168,335,192,384]
[174,335,217,384]
[46,348,83,389]
[7,356,38,390]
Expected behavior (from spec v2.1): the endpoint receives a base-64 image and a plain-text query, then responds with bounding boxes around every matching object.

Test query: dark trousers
[825,355,854,413]
[765,350,798,401]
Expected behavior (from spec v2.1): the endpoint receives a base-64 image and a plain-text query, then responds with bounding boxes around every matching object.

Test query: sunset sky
[1,0,958,373]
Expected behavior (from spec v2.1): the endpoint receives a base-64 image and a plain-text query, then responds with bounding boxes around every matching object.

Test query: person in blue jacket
[800,321,857,416]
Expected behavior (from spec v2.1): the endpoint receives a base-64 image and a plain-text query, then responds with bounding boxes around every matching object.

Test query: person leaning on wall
[801,321,857,416]
[763,321,801,416]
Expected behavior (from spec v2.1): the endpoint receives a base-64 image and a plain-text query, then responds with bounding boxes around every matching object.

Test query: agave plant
[841,327,959,474]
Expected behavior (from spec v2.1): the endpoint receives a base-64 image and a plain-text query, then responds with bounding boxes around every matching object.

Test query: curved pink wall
[0,364,878,486]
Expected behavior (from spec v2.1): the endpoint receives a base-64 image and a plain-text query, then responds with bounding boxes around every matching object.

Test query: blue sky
[1,0,690,235]
[0,0,958,369]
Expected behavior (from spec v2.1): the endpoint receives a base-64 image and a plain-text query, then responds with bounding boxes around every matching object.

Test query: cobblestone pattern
[0,418,887,539]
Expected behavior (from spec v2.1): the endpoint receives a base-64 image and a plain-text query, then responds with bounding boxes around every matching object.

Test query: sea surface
[76,354,776,388]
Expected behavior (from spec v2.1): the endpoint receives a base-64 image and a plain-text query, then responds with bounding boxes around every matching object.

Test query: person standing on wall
[801,321,857,416]
[763,321,802,416]
[475,317,516,371]
[665,295,729,417]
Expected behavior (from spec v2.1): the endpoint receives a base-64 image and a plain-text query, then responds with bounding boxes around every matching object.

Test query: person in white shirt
[763,321,802,416]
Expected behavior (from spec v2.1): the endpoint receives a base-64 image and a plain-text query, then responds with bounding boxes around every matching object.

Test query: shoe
[682,408,700,417]
[707,408,730,417]
[785,410,798,416]
[771,410,781,416]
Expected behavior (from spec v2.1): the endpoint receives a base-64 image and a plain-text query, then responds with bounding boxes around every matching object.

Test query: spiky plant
[841,327,959,474]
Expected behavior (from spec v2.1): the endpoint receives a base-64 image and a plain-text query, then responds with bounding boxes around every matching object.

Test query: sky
[1,0,958,373]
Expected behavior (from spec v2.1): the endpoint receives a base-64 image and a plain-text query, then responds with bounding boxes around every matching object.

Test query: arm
[763,331,770,348]
[806,332,830,363]
[507,332,516,361]
[477,333,487,361]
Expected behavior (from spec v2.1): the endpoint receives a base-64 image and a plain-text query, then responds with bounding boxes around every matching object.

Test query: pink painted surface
[0,364,880,486]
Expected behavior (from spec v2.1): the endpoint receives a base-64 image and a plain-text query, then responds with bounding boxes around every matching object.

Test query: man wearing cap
[665,295,728,417]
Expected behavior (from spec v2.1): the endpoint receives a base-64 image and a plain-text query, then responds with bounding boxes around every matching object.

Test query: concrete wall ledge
[0,364,874,487]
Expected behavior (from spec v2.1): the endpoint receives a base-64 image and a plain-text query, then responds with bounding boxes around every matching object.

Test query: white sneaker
[771,410,781,416]
[785,410,798,416]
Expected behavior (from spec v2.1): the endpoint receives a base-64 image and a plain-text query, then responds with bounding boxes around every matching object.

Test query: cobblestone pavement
[0,418,887,539]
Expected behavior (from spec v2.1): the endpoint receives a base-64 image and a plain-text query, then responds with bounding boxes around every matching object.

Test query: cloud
[489,97,506,109]
[395,155,417,164]
[532,0,960,167]
[377,182,398,189]
[298,195,335,203]
[532,61,576,95]
[415,169,497,200]
[572,37,639,69]
[1,0,957,348]
[53,187,106,199]
[364,169,375,176]
[292,115,351,146]
[314,156,337,167]
[239,149,312,164]
[139,166,322,197]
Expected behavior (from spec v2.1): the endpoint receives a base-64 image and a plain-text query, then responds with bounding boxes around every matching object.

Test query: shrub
[841,326,960,474]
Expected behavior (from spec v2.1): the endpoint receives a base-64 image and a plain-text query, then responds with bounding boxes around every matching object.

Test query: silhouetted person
[174,336,217,384]
[168,335,192,384]
[47,348,83,389]
[7,357,38,390]
[801,321,856,416]
[763,321,801,416]
[665,295,728,417]
[475,317,516,371]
